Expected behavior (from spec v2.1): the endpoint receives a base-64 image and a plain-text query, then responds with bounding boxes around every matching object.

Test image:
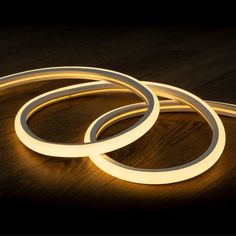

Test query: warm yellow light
[0,67,159,157]
[1,67,234,184]
[84,81,227,184]
[14,79,231,184]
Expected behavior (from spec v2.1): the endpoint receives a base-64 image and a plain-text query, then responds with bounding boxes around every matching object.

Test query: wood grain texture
[0,25,235,234]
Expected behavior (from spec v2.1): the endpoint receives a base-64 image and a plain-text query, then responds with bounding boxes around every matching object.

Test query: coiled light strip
[0,67,159,157]
[85,82,230,184]
[1,67,235,184]
[14,80,229,184]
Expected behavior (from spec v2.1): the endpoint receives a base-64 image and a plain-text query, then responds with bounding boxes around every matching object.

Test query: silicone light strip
[1,67,160,157]
[85,81,229,184]
[14,81,231,184]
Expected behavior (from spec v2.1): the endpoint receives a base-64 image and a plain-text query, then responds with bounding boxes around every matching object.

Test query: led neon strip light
[0,67,235,184]
[15,80,229,184]
[0,67,159,157]
[85,82,230,184]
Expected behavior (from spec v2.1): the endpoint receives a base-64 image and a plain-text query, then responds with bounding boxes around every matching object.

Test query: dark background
[0,3,236,235]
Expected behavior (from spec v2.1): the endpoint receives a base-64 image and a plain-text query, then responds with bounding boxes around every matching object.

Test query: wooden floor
[0,25,236,234]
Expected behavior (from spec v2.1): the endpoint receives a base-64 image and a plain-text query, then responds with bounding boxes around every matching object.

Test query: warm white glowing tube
[14,81,230,184]
[84,81,228,184]
[0,67,160,157]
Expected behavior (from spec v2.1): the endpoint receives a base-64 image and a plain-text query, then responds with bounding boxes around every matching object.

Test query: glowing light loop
[1,67,235,184]
[0,67,159,157]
